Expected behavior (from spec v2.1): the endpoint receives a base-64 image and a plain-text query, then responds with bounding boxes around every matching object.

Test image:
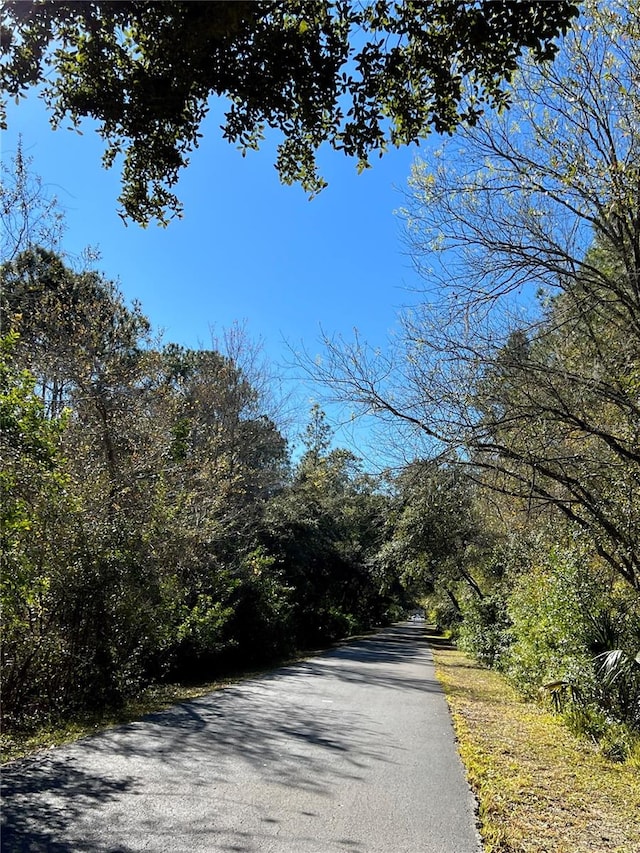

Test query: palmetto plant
[596,648,640,730]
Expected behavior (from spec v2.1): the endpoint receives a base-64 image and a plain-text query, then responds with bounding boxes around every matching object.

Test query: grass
[428,630,640,853]
[0,678,239,765]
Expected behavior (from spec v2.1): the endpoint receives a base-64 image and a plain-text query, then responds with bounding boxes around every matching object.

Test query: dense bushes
[444,536,640,761]
[457,588,511,669]
[0,257,399,732]
[504,548,599,699]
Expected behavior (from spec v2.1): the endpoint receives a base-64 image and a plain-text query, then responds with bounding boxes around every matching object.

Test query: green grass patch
[428,630,640,853]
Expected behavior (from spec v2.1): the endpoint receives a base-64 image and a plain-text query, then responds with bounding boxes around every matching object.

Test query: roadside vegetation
[1,4,638,834]
[313,0,640,779]
[431,632,640,853]
[0,228,406,739]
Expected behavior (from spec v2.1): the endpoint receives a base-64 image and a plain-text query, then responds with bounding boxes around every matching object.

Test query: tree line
[0,243,408,730]
[2,0,638,762]
[313,0,640,759]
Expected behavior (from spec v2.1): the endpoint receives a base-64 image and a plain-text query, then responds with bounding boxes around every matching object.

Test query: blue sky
[3,93,429,456]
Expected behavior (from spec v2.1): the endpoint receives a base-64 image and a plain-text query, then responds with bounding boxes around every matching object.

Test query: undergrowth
[429,630,640,853]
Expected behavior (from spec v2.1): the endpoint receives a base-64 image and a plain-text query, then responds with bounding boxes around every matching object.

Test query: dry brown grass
[429,632,640,853]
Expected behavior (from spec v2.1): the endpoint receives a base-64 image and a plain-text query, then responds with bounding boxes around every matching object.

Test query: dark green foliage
[1,332,72,725]
[218,548,296,668]
[590,585,640,731]
[1,1,579,223]
[258,409,394,649]
[493,541,640,742]
[376,460,491,628]
[457,588,511,668]
[1,254,399,731]
[504,548,600,699]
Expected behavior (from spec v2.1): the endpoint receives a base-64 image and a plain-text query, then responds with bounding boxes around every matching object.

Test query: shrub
[458,587,512,668]
[503,547,600,700]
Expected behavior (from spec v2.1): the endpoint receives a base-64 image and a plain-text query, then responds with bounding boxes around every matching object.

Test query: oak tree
[1,0,579,224]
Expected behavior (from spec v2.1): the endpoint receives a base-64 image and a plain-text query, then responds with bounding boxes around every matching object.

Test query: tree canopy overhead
[309,0,640,589]
[1,1,579,224]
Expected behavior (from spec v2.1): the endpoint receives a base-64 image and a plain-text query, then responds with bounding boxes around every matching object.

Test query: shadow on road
[1,757,135,852]
[76,683,384,785]
[1,623,441,852]
[281,622,442,695]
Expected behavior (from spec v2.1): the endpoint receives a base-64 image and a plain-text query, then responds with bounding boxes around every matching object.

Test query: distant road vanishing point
[2,623,482,852]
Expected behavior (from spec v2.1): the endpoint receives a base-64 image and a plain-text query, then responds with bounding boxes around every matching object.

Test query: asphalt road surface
[2,623,481,852]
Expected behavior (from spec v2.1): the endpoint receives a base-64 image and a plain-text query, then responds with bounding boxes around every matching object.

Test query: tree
[470,278,640,588]
[0,248,296,716]
[260,405,392,645]
[0,247,163,524]
[1,140,65,261]
[312,0,640,589]
[375,460,489,616]
[1,247,151,419]
[1,249,179,715]
[1,1,579,224]
[158,342,288,571]
[0,331,73,724]
[299,402,332,470]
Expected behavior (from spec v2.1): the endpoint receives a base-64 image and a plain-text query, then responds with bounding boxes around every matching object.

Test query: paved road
[2,623,481,852]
